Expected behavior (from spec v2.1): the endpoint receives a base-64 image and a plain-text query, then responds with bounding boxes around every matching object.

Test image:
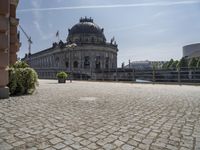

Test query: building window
[106,57,109,69]
[95,56,101,69]
[91,37,95,43]
[55,57,59,67]
[75,38,79,43]
[84,56,90,68]
[55,57,59,62]
[65,61,69,68]
[73,61,78,68]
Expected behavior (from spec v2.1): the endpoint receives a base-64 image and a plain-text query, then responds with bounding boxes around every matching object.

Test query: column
[10,0,19,65]
[0,0,10,98]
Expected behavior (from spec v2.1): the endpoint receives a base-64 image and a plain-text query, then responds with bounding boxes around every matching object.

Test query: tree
[177,57,188,69]
[188,58,198,68]
[170,60,179,69]
[152,62,161,69]
[166,59,174,69]
[162,62,169,69]
[196,58,200,68]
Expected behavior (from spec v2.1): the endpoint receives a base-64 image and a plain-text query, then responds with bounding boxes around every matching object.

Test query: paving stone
[87,143,99,149]
[179,147,191,150]
[49,137,63,145]
[53,143,66,149]
[27,147,38,150]
[121,144,135,150]
[0,80,200,149]
[80,140,91,146]
[37,142,51,149]
[63,139,74,145]
[114,140,124,147]
[70,142,82,149]
[88,137,98,142]
[0,142,13,150]
[44,147,56,150]
[119,134,129,142]
[80,148,90,150]
[103,143,116,150]
[127,139,139,147]
[12,141,25,147]
[96,139,108,146]
[73,136,84,142]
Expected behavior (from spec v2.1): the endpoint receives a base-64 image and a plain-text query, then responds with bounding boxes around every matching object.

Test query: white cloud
[108,24,149,33]
[18,0,200,12]
[31,1,54,40]
[31,1,40,8]
[33,21,54,40]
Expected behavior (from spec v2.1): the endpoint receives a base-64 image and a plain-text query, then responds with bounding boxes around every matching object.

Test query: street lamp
[66,43,77,83]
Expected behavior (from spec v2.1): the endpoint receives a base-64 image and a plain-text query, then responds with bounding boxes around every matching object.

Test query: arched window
[65,61,69,68]
[91,37,95,43]
[73,61,78,68]
[75,38,79,43]
[84,56,90,68]
[95,56,101,69]
[106,57,109,69]
[55,57,59,67]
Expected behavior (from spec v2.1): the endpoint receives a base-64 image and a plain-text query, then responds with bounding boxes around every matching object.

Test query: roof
[68,17,105,39]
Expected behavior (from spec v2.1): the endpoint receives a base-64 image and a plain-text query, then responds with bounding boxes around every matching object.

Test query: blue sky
[17,0,200,66]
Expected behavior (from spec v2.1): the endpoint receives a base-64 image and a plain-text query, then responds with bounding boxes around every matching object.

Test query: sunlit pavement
[0,80,200,150]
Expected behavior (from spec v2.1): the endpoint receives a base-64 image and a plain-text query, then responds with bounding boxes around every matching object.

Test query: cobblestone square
[0,80,200,150]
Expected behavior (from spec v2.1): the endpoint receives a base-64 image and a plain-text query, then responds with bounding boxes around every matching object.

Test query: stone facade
[24,17,119,80]
[0,0,20,99]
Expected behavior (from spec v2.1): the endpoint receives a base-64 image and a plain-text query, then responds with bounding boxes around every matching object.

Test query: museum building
[23,17,119,79]
[183,43,200,59]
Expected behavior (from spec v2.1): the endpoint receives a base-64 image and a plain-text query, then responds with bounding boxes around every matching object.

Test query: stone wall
[0,0,19,99]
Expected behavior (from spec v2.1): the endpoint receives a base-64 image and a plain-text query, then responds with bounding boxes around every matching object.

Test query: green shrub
[8,61,38,95]
[177,57,188,69]
[167,59,174,69]
[11,61,29,68]
[56,71,68,79]
[188,58,198,68]
[197,59,200,68]
[170,60,179,69]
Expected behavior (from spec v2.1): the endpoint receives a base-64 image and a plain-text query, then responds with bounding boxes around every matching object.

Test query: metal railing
[34,67,200,84]
[95,68,200,83]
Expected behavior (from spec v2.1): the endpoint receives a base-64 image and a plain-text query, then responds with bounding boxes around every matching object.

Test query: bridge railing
[34,67,200,84]
[95,68,200,83]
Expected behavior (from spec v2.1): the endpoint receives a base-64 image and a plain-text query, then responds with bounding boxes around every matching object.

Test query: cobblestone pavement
[0,80,200,150]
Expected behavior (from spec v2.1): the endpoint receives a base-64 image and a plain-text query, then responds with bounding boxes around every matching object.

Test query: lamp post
[66,43,77,83]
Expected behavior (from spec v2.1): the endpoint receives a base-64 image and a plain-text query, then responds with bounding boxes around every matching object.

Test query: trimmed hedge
[8,61,38,95]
